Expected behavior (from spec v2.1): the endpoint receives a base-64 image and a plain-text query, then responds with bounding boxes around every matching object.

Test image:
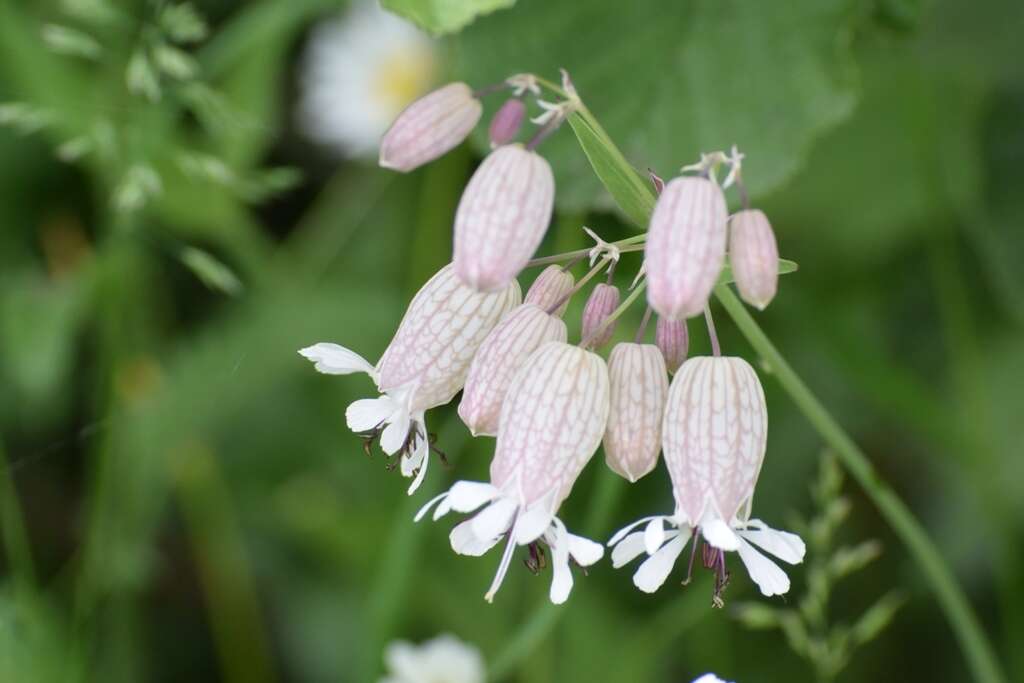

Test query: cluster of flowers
[301,71,803,607]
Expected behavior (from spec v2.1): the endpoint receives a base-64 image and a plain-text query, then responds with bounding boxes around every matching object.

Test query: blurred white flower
[299,0,438,158]
[692,675,732,683]
[379,634,485,683]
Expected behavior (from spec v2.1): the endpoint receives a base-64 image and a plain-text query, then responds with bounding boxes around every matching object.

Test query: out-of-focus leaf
[382,0,516,35]
[179,247,243,296]
[851,592,905,646]
[453,0,860,212]
[40,24,102,59]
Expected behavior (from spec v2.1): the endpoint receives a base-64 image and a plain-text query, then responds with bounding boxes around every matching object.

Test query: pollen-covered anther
[644,176,728,320]
[453,144,555,292]
[655,316,689,373]
[458,304,568,437]
[524,265,575,317]
[580,283,621,349]
[729,209,779,310]
[379,82,482,173]
[603,343,668,482]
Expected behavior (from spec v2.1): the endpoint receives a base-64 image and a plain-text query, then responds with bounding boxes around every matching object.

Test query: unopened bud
[525,265,574,317]
[453,144,555,292]
[489,98,526,147]
[729,209,779,310]
[379,82,482,173]
[604,343,668,482]
[581,283,620,348]
[655,316,688,373]
[644,177,728,320]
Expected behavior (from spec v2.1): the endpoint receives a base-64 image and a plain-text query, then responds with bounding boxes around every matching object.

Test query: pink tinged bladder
[458,304,568,437]
[524,265,574,317]
[644,176,728,320]
[580,283,621,349]
[376,264,521,412]
[378,82,482,173]
[655,316,688,374]
[603,343,668,482]
[453,144,555,293]
[728,209,779,310]
[488,98,526,146]
[662,356,768,527]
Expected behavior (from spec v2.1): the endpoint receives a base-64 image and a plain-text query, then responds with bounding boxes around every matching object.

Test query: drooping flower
[692,675,733,683]
[608,356,804,602]
[417,341,609,604]
[524,265,574,317]
[379,634,485,683]
[645,176,728,320]
[298,1,438,159]
[655,316,688,373]
[488,98,526,147]
[580,283,621,349]
[379,82,483,172]
[458,304,567,437]
[299,264,519,493]
[604,343,668,482]
[729,209,779,310]
[453,144,555,292]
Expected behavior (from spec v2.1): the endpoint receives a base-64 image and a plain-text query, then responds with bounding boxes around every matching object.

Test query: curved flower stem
[714,284,1005,683]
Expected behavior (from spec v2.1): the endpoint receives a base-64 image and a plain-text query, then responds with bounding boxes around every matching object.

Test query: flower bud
[663,356,767,526]
[580,283,620,348]
[524,265,574,317]
[604,343,668,482]
[489,98,526,147]
[729,209,779,310]
[645,177,728,320]
[379,82,482,173]
[490,341,610,508]
[459,304,568,437]
[655,316,688,373]
[453,144,555,292]
[377,264,521,412]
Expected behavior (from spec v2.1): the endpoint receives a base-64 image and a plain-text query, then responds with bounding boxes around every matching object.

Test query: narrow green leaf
[179,247,243,296]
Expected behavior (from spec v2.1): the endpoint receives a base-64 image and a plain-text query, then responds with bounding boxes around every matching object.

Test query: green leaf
[718,258,798,286]
[453,0,860,212]
[179,246,243,296]
[381,0,516,36]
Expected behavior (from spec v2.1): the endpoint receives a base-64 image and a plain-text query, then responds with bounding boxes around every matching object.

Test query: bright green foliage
[454,0,860,212]
[382,0,517,35]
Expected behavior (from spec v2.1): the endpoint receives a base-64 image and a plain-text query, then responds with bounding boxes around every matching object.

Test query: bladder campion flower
[458,303,568,437]
[580,282,621,349]
[524,264,574,317]
[378,82,483,172]
[299,264,519,493]
[379,634,484,683]
[603,342,668,482]
[453,144,555,292]
[729,209,779,310]
[417,341,608,604]
[609,356,805,602]
[645,176,728,320]
[655,316,689,373]
[488,98,526,147]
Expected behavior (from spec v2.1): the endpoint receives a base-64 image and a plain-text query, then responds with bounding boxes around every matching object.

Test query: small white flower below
[379,633,485,683]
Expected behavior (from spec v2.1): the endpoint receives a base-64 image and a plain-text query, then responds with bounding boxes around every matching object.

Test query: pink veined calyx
[608,356,805,604]
[299,264,519,494]
[416,341,609,604]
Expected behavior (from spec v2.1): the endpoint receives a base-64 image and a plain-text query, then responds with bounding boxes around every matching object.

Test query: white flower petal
[739,519,806,565]
[548,519,573,604]
[406,439,429,495]
[450,519,502,557]
[414,491,448,522]
[513,490,557,544]
[567,533,604,567]
[736,538,791,596]
[379,410,411,455]
[692,674,732,683]
[608,515,663,546]
[610,531,648,568]
[644,517,666,555]
[701,516,741,551]
[633,534,688,594]
[470,497,517,541]
[446,481,500,513]
[298,343,377,378]
[345,396,395,432]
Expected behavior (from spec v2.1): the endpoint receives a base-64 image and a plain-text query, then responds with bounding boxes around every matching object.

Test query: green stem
[714,284,1005,683]
[0,437,36,592]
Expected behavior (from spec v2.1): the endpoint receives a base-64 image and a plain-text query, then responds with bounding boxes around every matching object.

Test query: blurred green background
[1,0,1021,681]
